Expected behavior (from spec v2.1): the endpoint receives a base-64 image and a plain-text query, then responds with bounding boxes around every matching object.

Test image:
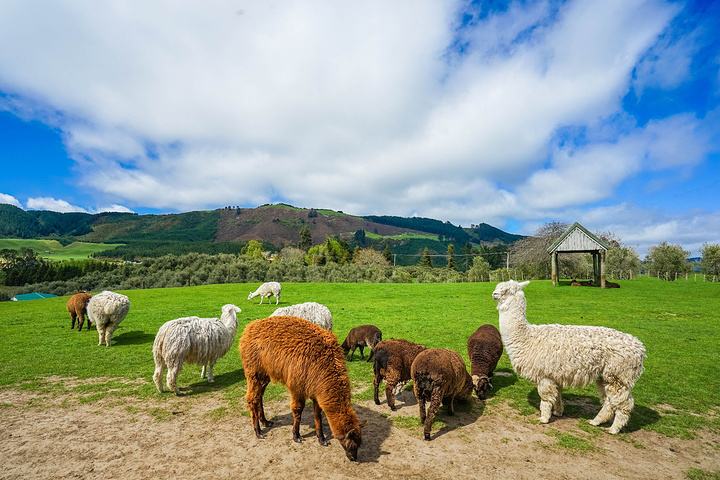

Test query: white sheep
[492,280,645,434]
[152,304,241,394]
[247,281,281,305]
[271,302,333,330]
[87,290,130,347]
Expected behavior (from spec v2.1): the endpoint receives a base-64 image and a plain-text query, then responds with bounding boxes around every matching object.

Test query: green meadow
[0,238,122,260]
[0,277,718,439]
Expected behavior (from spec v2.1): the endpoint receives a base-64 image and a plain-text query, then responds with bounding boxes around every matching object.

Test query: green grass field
[0,238,123,260]
[0,277,718,439]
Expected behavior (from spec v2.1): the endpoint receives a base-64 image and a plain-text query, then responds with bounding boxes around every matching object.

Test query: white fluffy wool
[271,302,333,331]
[247,281,281,304]
[152,304,241,394]
[87,290,130,347]
[492,280,645,434]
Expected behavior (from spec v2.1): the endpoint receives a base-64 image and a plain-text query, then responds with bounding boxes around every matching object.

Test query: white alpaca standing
[153,304,241,394]
[492,280,645,434]
[271,302,333,330]
[247,281,281,305]
[87,290,130,347]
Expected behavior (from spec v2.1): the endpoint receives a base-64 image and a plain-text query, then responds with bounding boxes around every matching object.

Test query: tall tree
[447,244,456,270]
[298,225,312,251]
[701,243,720,276]
[382,242,393,264]
[646,242,690,279]
[419,248,432,268]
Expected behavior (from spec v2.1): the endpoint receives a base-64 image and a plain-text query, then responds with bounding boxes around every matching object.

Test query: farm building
[547,222,610,288]
[11,292,57,301]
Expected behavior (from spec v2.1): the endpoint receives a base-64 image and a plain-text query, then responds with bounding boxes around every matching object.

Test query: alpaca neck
[221,313,238,333]
[317,393,357,437]
[497,293,529,342]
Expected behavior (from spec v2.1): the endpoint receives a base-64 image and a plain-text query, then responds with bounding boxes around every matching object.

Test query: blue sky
[0,0,719,255]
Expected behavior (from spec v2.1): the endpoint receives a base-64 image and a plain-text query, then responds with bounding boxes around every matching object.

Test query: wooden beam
[600,250,606,288]
[551,251,558,286]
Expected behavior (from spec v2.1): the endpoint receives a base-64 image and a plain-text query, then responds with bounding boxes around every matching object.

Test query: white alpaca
[247,281,281,305]
[153,304,241,394]
[492,280,645,434]
[87,290,130,347]
[271,302,333,330]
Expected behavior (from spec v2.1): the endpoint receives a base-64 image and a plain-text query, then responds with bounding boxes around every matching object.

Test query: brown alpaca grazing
[66,292,92,331]
[373,339,426,410]
[240,316,363,461]
[606,281,620,288]
[467,325,503,399]
[411,348,473,441]
[341,324,382,361]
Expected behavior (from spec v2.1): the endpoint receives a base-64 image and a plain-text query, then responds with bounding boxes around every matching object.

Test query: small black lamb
[466,324,503,399]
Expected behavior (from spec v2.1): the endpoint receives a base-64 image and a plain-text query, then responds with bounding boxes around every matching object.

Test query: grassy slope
[0,277,717,438]
[0,238,123,260]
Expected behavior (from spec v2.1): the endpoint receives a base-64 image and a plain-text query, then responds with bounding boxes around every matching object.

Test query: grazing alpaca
[411,348,473,441]
[271,302,333,330]
[466,324,503,399]
[240,316,362,461]
[373,339,426,410]
[87,291,130,347]
[341,325,382,361]
[66,292,92,331]
[247,282,281,305]
[492,280,645,434]
[153,304,241,394]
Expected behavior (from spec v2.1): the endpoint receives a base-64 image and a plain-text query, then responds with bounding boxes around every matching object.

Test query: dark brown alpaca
[467,325,503,399]
[240,316,363,461]
[341,324,382,361]
[66,292,92,331]
[411,348,473,441]
[373,339,426,410]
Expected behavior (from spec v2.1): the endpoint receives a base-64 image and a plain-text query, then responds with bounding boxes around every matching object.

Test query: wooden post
[551,251,558,286]
[600,250,606,288]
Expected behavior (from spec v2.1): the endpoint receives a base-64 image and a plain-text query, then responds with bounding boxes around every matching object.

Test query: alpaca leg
[200,365,206,379]
[259,295,264,305]
[415,385,426,424]
[104,324,116,347]
[373,371,382,405]
[97,326,105,346]
[424,388,443,440]
[77,313,85,331]
[537,378,560,423]
[447,396,455,416]
[291,395,306,443]
[206,362,215,383]
[359,345,365,359]
[607,385,634,434]
[275,294,279,305]
[153,361,165,393]
[245,372,265,438]
[385,372,401,410]
[166,364,182,395]
[553,390,565,417]
[70,312,77,330]
[257,377,273,427]
[312,400,328,446]
[590,381,614,426]
[367,348,374,362]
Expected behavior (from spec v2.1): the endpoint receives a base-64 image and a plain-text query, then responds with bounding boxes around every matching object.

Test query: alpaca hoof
[608,427,621,435]
[424,433,431,441]
[262,420,274,428]
[588,419,601,426]
[539,416,551,424]
[374,399,380,405]
[293,435,303,444]
[256,433,265,439]
[318,439,329,447]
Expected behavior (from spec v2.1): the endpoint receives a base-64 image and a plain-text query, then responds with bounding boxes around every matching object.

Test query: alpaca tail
[414,372,435,401]
[373,347,389,377]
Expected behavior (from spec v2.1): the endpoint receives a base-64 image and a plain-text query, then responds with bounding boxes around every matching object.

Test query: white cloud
[633,27,699,93]
[0,193,22,208]
[26,197,88,213]
[93,204,134,214]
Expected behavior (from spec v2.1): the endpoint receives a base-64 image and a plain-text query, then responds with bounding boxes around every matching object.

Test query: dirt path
[0,384,718,480]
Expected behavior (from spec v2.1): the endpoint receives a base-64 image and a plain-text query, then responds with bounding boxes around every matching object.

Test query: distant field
[0,238,123,260]
[0,277,718,440]
[365,231,439,241]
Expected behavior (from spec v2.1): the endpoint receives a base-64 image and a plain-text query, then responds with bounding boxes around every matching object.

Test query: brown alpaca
[606,281,620,288]
[341,324,382,361]
[411,348,473,441]
[373,339,426,410]
[66,292,92,331]
[240,316,363,461]
[467,325,503,399]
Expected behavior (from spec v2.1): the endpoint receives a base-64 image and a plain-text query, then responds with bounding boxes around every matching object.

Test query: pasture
[0,238,122,260]
[0,278,719,478]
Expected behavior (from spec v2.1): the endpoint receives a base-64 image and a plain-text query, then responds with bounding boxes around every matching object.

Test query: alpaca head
[492,280,530,305]
[472,374,492,400]
[247,291,258,300]
[222,304,241,315]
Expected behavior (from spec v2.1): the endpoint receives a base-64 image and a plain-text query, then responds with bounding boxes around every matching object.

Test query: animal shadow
[262,403,392,463]
[525,390,660,432]
[430,397,485,440]
[112,330,155,345]
[181,368,246,395]
[485,368,517,397]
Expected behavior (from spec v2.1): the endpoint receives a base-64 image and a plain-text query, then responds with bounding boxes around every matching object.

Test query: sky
[0,0,719,256]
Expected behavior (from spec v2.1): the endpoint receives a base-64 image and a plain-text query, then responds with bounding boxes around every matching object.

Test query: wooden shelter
[547,223,611,288]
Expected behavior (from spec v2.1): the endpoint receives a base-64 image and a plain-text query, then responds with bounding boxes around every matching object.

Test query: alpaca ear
[233,306,241,313]
[518,281,530,289]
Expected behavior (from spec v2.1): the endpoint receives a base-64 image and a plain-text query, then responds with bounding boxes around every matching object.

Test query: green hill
[0,238,123,260]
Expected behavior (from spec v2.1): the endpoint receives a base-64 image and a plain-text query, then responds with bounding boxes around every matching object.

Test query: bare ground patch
[0,381,718,480]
